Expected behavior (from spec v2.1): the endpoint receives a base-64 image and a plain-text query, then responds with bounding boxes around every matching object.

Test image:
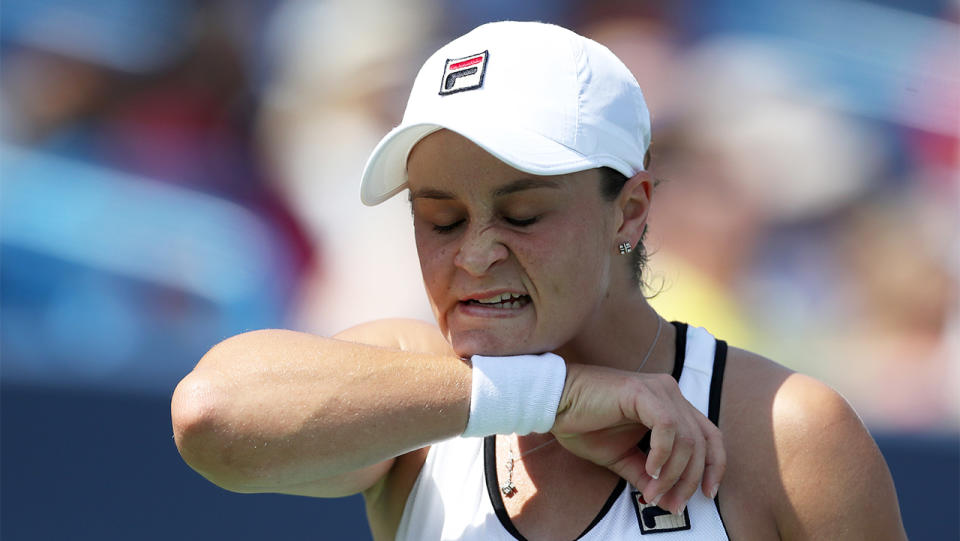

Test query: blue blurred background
[1,0,957,539]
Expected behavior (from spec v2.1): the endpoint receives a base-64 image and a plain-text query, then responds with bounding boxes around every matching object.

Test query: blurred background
[1,0,957,539]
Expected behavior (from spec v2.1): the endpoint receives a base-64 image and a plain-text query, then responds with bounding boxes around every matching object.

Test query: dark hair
[598,149,656,289]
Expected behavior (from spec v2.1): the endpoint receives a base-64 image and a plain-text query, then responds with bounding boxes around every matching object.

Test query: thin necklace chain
[500,315,664,497]
[636,315,663,374]
[501,437,557,496]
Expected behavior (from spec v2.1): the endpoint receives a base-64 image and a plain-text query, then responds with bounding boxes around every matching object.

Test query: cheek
[416,236,455,298]
[538,216,612,302]
[539,255,608,307]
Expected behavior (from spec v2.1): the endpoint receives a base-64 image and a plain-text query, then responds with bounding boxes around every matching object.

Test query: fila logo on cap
[631,491,691,534]
[439,51,488,95]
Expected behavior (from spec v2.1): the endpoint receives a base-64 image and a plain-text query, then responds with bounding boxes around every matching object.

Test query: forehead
[406,129,599,197]
[407,129,519,185]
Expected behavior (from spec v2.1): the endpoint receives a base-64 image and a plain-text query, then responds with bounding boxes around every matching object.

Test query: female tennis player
[172,22,905,540]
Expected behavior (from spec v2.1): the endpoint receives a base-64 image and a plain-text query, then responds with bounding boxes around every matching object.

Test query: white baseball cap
[359,21,651,206]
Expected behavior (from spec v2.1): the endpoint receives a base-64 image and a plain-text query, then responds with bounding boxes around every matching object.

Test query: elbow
[171,373,222,470]
[171,372,218,461]
[171,372,253,492]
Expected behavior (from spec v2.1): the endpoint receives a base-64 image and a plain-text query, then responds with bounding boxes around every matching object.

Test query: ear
[614,171,653,246]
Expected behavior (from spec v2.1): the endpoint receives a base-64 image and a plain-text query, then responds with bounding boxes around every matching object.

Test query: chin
[449,329,552,359]
[450,332,506,358]
[451,338,505,359]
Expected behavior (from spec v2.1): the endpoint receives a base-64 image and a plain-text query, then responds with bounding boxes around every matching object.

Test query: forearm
[171,329,471,491]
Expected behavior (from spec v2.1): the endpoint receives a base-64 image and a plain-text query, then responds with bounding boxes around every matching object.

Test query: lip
[454,289,532,318]
[455,300,531,318]
[459,289,529,303]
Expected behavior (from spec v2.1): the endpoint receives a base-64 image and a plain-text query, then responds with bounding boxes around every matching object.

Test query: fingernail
[675,503,686,515]
[650,493,662,507]
[710,484,719,500]
[651,466,661,480]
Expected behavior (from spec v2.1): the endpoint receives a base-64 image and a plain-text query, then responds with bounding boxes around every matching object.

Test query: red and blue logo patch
[439,50,488,95]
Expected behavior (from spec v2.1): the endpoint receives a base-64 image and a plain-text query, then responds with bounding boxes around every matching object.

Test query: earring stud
[618,241,632,255]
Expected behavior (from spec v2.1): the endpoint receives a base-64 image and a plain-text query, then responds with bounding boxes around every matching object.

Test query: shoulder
[335,318,454,356]
[719,347,906,540]
[768,370,905,539]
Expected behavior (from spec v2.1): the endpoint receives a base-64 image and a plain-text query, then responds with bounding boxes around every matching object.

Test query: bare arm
[773,374,907,540]
[171,319,727,511]
[171,319,470,497]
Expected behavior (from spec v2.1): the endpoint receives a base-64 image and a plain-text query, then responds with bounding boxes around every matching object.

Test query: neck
[553,286,674,377]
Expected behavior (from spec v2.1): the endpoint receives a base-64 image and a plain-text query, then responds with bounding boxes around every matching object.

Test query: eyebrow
[493,177,561,197]
[409,188,455,201]
[409,177,561,201]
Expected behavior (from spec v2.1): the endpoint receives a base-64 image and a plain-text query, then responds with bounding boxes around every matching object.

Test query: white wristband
[461,353,567,437]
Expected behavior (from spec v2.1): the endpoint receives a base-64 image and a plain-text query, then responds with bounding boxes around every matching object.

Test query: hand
[551,363,725,515]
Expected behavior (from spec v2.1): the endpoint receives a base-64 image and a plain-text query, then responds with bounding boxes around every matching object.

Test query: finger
[642,422,695,507]
[659,430,705,515]
[644,415,677,482]
[636,373,688,481]
[697,415,726,500]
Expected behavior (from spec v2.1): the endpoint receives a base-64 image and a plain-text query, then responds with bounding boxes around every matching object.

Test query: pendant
[501,481,517,496]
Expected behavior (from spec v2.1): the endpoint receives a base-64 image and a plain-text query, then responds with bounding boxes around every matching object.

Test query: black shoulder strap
[670,321,688,382]
[706,337,731,536]
[707,339,728,427]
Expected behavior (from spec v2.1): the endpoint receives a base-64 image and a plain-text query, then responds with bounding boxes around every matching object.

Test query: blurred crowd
[2,0,957,430]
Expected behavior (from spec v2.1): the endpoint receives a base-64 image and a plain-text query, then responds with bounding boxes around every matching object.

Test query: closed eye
[504,216,540,227]
[433,219,465,233]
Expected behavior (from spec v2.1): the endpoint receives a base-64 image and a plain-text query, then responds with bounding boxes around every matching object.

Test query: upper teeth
[476,292,525,304]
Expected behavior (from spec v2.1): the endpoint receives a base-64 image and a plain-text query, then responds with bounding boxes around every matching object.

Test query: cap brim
[360,119,617,206]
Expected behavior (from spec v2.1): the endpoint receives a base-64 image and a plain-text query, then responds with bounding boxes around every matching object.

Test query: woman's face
[407,130,618,357]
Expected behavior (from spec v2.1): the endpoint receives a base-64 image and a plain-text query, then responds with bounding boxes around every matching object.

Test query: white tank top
[395,323,730,540]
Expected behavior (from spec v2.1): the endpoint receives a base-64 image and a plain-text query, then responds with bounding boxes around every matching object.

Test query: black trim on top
[576,478,626,539]
[484,435,527,540]
[483,435,628,541]
[707,337,731,538]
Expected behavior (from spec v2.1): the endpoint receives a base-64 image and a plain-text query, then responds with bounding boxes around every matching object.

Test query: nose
[454,224,508,277]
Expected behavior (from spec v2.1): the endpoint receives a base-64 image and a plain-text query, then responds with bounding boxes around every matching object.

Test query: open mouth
[462,292,531,309]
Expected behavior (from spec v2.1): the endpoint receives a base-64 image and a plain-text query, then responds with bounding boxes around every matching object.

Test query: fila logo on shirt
[631,491,691,534]
[439,51,488,95]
